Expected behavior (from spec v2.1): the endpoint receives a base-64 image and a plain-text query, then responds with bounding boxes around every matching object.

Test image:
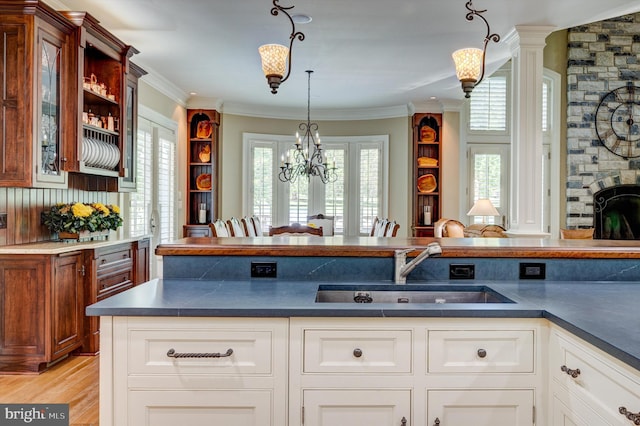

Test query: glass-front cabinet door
[34,27,67,187]
[119,71,139,191]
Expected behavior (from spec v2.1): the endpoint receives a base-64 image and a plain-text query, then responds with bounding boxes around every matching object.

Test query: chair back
[227,217,246,237]
[209,219,230,237]
[373,218,389,237]
[269,223,323,236]
[384,221,400,237]
[560,228,594,239]
[252,215,263,236]
[307,213,334,236]
[242,217,257,237]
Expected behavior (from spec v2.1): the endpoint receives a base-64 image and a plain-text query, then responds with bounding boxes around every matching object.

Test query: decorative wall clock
[595,82,640,159]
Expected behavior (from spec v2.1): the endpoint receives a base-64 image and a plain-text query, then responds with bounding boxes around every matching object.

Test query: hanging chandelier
[258,0,305,94]
[451,0,500,98]
[279,70,338,184]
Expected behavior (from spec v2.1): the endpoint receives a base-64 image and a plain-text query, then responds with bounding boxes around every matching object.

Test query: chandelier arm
[463,0,500,87]
[271,0,306,85]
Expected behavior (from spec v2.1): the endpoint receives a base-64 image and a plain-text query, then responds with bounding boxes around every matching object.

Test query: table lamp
[467,198,500,224]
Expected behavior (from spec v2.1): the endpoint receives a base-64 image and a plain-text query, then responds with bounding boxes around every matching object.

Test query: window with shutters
[468,71,509,135]
[243,133,388,236]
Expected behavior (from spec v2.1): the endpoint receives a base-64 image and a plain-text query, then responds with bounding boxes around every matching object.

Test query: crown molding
[220,101,413,121]
[138,66,189,107]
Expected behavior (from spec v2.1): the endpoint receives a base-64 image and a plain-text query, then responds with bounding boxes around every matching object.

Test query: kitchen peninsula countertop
[87,277,640,372]
[156,236,640,259]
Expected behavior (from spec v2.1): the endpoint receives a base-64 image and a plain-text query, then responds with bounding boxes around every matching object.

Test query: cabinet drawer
[550,330,640,424]
[128,328,274,376]
[96,247,133,275]
[303,329,412,373]
[428,329,534,373]
[97,269,133,300]
[127,390,273,425]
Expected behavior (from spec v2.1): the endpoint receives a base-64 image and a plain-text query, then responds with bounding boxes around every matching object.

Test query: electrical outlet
[449,264,475,279]
[251,261,277,278]
[519,262,546,279]
[0,213,7,229]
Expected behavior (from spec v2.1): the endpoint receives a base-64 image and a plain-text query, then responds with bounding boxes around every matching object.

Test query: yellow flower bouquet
[41,202,123,235]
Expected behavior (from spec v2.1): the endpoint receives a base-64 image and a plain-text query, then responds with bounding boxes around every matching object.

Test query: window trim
[466,67,512,142]
[242,133,389,236]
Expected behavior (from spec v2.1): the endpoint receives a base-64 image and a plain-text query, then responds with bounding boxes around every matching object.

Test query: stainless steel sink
[315,284,514,304]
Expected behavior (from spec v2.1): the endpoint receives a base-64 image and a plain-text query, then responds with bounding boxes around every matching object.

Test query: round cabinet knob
[353,348,363,358]
[477,348,487,358]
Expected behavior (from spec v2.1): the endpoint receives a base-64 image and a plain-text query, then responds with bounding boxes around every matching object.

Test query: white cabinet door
[552,392,611,426]
[427,389,533,426]
[303,389,411,426]
[128,389,273,426]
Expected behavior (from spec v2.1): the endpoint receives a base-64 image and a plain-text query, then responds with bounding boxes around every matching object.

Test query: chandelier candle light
[452,0,500,98]
[258,0,305,94]
[279,70,338,184]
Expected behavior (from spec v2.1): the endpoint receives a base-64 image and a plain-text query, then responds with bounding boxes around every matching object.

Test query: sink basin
[315,284,514,304]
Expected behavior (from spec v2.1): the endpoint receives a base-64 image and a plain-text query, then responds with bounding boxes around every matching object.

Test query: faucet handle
[394,248,413,256]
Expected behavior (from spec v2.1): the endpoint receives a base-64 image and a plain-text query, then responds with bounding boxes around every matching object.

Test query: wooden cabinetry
[81,239,149,354]
[0,252,84,373]
[133,237,150,285]
[118,62,146,191]
[0,1,75,188]
[0,4,143,191]
[549,324,640,425]
[184,109,219,237]
[0,239,149,372]
[61,12,142,187]
[105,317,288,425]
[412,113,443,237]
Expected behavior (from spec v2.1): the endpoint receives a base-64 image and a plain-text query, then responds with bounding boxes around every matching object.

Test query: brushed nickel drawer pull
[353,348,363,358]
[561,365,581,378]
[477,348,487,358]
[619,407,640,425]
[166,348,233,358]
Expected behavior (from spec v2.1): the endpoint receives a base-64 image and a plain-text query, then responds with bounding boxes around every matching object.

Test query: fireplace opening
[593,185,640,240]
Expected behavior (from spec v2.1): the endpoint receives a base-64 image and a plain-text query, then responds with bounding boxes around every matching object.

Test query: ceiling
[50,0,640,117]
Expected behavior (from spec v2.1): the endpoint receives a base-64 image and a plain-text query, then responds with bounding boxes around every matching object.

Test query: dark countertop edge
[86,304,640,371]
[543,313,640,371]
[155,237,640,259]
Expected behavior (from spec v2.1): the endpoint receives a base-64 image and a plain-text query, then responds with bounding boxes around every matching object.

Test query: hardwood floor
[0,355,99,425]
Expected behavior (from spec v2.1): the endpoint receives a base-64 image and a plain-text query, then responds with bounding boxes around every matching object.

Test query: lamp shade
[467,198,500,217]
[452,48,483,82]
[258,44,289,77]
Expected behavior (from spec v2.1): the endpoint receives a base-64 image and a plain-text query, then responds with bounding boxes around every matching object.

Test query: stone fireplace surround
[566,12,640,231]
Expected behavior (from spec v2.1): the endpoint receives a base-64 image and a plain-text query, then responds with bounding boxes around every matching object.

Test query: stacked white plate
[82,137,120,170]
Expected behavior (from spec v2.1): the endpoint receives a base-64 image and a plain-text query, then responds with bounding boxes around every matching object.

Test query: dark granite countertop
[87,278,640,372]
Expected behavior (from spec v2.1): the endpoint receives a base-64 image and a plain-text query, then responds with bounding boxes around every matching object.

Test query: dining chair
[242,216,257,237]
[371,218,389,237]
[384,221,400,237]
[269,223,323,236]
[227,217,246,237]
[209,219,231,237]
[251,215,263,236]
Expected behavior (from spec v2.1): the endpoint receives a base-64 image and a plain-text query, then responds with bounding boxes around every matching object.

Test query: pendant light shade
[259,44,290,94]
[258,0,305,94]
[452,0,500,98]
[452,48,483,81]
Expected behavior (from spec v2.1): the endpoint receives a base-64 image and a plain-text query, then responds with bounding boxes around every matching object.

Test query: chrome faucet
[394,242,442,284]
